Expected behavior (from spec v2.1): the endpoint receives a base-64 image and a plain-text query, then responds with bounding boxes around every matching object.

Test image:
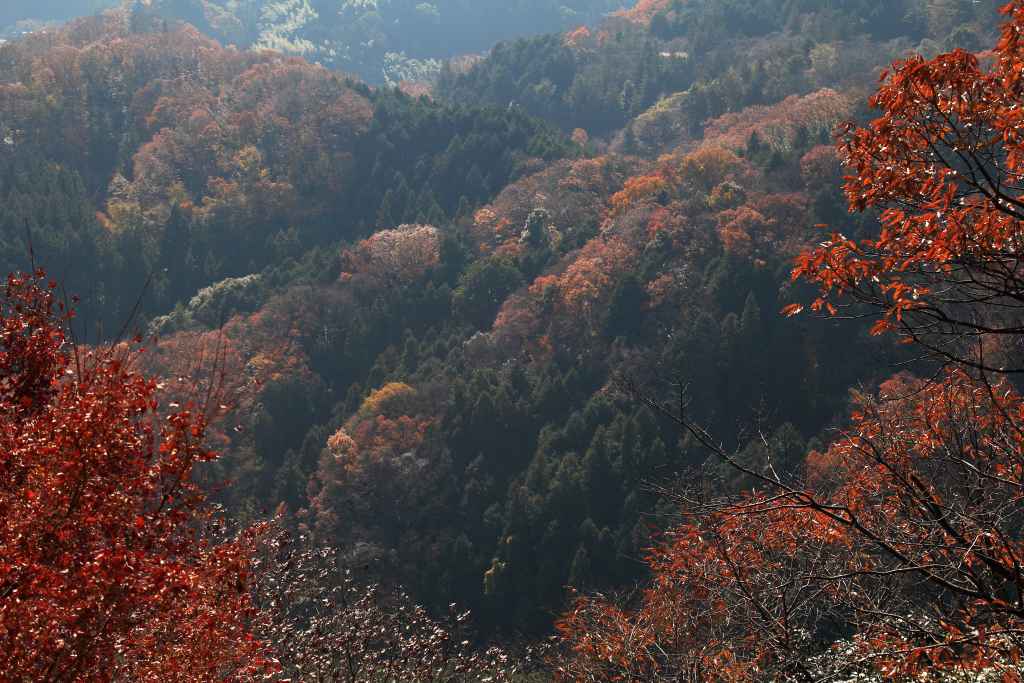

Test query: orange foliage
[608,147,752,221]
[489,292,548,360]
[609,173,671,216]
[563,26,593,50]
[527,274,562,299]
[717,192,809,259]
[144,287,321,453]
[320,382,433,477]
[306,380,437,541]
[644,272,678,309]
[615,0,672,25]
[493,235,637,346]
[357,382,419,419]
[490,228,642,353]
[717,206,769,258]
[559,237,636,316]
[791,2,1024,368]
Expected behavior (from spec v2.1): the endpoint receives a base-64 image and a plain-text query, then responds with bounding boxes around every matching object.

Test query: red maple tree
[790,0,1024,373]
[0,271,275,681]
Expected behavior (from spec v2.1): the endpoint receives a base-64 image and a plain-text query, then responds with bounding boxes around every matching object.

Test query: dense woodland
[439,0,995,137]
[2,0,1023,680]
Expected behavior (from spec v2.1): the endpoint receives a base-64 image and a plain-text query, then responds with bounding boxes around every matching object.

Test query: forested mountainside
[3,0,1024,679]
[141,0,628,84]
[439,0,997,136]
[0,15,570,335]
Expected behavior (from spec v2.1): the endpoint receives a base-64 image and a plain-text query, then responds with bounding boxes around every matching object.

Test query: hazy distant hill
[0,0,118,30]
[145,0,628,83]
[2,0,625,82]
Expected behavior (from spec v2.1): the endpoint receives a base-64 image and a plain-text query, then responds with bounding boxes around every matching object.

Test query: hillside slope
[0,0,1008,642]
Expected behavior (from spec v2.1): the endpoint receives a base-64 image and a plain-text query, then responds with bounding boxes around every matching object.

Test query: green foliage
[438,0,1002,141]
[352,88,573,229]
[453,256,523,329]
[439,30,694,135]
[0,155,125,335]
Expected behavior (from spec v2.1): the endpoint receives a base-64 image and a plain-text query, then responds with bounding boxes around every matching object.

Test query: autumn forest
[2,0,1023,680]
